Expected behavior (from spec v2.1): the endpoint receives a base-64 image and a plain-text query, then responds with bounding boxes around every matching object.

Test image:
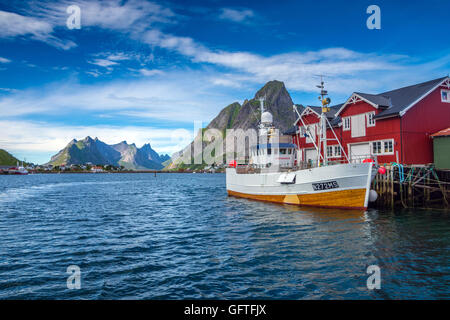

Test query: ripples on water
[0,173,448,299]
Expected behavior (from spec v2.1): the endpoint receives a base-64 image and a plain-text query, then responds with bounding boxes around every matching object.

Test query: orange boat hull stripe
[227,188,367,210]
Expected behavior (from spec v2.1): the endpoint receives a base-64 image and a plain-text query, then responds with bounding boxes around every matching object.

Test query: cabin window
[372,139,394,155]
[442,89,450,103]
[274,148,278,155]
[288,149,292,154]
[267,148,272,155]
[367,112,376,127]
[343,117,351,131]
[326,146,333,157]
[372,141,382,154]
[334,146,342,157]
[280,149,287,155]
[384,140,393,153]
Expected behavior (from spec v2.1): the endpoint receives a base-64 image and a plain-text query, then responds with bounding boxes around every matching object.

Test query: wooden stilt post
[384,169,388,207]
[408,179,413,207]
[390,167,394,209]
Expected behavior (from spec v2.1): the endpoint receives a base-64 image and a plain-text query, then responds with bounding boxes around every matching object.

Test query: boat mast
[317,76,330,166]
[259,97,265,123]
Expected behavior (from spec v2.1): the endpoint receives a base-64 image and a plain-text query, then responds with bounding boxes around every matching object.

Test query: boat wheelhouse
[250,143,298,168]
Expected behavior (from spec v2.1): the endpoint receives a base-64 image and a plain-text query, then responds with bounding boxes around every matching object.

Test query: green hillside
[0,149,20,166]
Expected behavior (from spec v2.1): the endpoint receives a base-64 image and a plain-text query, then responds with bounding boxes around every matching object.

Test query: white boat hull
[226,163,375,210]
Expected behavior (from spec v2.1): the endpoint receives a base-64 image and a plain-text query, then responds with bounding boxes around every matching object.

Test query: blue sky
[0,0,449,164]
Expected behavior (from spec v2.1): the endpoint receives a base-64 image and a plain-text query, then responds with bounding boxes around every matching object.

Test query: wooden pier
[371,164,449,209]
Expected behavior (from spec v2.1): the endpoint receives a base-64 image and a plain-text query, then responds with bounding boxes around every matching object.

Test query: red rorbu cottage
[286,76,450,165]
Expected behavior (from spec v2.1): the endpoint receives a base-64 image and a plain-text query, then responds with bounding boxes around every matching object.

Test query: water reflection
[0,174,448,299]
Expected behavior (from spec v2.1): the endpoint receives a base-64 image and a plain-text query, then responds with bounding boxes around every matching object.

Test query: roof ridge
[380,76,447,95]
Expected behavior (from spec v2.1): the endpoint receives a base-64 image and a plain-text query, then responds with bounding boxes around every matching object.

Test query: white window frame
[366,111,376,127]
[384,140,393,154]
[372,141,382,155]
[326,146,333,158]
[343,117,351,131]
[441,89,450,103]
[334,145,342,157]
[371,139,394,155]
[325,144,341,159]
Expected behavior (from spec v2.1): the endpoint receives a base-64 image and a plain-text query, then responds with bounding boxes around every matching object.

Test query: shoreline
[0,170,224,175]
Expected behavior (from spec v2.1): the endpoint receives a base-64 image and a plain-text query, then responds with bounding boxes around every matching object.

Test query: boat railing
[349,154,378,164]
[233,155,378,174]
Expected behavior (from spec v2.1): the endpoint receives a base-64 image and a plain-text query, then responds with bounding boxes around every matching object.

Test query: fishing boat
[226,80,378,210]
[8,161,29,175]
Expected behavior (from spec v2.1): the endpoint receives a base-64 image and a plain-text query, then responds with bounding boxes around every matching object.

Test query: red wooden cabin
[287,76,450,165]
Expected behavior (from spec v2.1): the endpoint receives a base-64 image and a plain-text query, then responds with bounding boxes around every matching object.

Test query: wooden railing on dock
[372,165,449,209]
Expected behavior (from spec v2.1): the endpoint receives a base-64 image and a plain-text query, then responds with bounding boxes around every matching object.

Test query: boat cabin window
[274,148,278,155]
[267,148,271,155]
[288,149,292,154]
[280,149,286,155]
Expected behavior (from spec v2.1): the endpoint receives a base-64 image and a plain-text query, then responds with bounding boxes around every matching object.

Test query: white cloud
[0,87,18,93]
[139,68,163,76]
[88,58,119,68]
[219,8,254,23]
[86,51,152,73]
[85,70,101,77]
[0,10,53,37]
[0,56,11,63]
[0,10,76,50]
[140,29,415,93]
[0,71,235,123]
[0,0,175,50]
[105,52,135,61]
[210,77,242,88]
[25,0,176,32]
[72,0,174,31]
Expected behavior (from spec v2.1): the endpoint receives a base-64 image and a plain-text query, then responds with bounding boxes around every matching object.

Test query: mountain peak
[48,137,170,170]
[255,80,287,99]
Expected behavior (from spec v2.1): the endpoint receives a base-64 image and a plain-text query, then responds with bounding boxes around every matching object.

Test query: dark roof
[288,104,343,134]
[291,76,448,129]
[327,104,342,117]
[357,77,447,118]
[355,93,391,107]
[252,143,298,149]
[283,126,298,135]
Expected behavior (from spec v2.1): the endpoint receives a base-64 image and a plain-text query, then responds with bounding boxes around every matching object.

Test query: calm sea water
[0,173,448,299]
